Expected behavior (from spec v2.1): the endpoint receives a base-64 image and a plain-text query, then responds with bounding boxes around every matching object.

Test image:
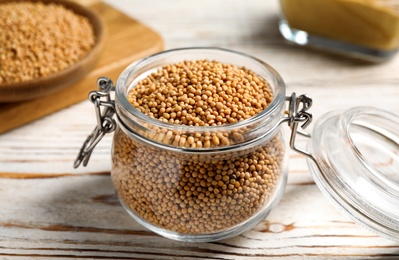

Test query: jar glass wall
[110,48,289,242]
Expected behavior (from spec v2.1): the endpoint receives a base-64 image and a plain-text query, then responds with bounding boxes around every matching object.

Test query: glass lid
[307,106,399,241]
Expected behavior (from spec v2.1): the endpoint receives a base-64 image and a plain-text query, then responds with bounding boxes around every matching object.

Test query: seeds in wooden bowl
[0,1,95,85]
[111,60,285,234]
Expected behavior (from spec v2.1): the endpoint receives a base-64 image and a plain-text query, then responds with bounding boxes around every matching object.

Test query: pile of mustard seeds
[0,2,95,84]
[128,60,273,126]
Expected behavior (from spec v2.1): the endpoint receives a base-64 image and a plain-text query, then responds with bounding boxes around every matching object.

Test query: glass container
[279,0,399,61]
[113,48,292,242]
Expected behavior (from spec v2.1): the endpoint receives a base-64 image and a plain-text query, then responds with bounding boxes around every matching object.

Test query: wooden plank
[0,175,398,259]
[0,1,163,134]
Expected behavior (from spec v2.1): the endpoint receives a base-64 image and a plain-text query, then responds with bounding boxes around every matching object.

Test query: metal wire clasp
[280,93,318,162]
[74,77,116,168]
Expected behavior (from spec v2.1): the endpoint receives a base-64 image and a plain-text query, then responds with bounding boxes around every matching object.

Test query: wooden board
[0,1,163,134]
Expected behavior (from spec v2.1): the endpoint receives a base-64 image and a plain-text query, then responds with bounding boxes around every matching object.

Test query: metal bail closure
[281,93,321,169]
[74,77,116,168]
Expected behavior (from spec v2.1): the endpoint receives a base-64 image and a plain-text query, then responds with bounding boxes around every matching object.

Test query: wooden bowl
[0,0,105,103]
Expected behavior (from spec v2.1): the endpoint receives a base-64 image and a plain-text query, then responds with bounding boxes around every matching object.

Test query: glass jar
[279,0,399,61]
[113,48,291,242]
[75,47,399,243]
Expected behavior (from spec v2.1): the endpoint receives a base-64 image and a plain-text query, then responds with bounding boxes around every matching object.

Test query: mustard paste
[280,0,399,50]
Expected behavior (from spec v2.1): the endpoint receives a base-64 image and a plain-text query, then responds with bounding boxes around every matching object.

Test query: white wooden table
[1,0,399,259]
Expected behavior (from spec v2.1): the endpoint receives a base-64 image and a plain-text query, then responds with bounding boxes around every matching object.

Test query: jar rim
[115,47,286,132]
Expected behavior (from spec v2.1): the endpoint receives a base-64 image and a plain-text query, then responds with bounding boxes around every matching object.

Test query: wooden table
[1,0,398,259]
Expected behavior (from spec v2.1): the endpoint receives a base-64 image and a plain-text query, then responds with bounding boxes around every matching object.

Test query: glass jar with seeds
[113,48,292,241]
[75,48,304,241]
[75,48,399,242]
